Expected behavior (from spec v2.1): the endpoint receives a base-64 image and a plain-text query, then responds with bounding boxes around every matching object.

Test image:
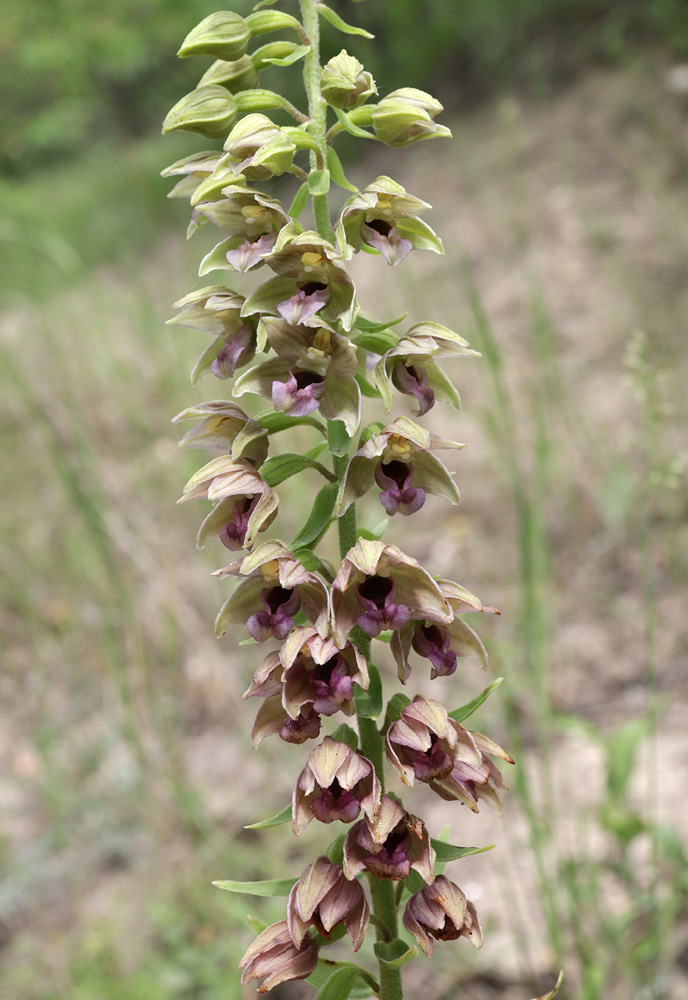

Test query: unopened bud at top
[178,11,250,62]
[372,87,451,147]
[321,50,377,110]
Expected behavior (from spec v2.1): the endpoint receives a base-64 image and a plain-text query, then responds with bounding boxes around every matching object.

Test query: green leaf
[448,677,504,723]
[212,876,297,896]
[353,331,399,354]
[313,966,360,1000]
[318,4,375,38]
[307,962,377,1000]
[356,372,381,398]
[331,723,359,752]
[288,182,310,220]
[308,168,331,195]
[246,914,268,934]
[290,481,338,549]
[255,410,325,435]
[244,804,292,829]
[293,548,332,575]
[259,453,322,486]
[328,420,352,456]
[431,841,495,863]
[325,832,347,866]
[354,662,382,719]
[400,870,426,896]
[385,693,411,725]
[327,147,359,192]
[262,43,310,66]
[374,939,418,968]
[333,106,375,140]
[605,717,650,803]
[355,312,407,334]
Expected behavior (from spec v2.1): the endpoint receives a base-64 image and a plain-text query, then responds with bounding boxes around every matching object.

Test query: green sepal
[353,330,398,354]
[291,481,338,549]
[355,372,381,399]
[212,876,297,896]
[330,725,358,754]
[327,420,352,456]
[244,804,292,829]
[384,692,412,727]
[325,832,347,866]
[448,677,503,724]
[288,182,310,220]
[355,312,407,334]
[309,168,331,195]
[374,939,418,969]
[254,410,326,435]
[318,4,374,38]
[353,662,382,719]
[261,43,311,66]
[246,11,306,37]
[259,453,326,487]
[327,147,359,192]
[332,106,375,139]
[431,841,495,864]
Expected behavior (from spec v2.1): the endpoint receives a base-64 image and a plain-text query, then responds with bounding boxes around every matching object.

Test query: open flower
[161,150,223,203]
[171,400,268,463]
[197,185,290,273]
[385,696,472,786]
[213,540,330,640]
[239,919,318,994]
[241,227,358,331]
[287,856,369,951]
[337,416,462,517]
[343,794,434,883]
[403,876,482,957]
[429,728,513,814]
[339,175,443,266]
[234,319,361,434]
[331,538,451,645]
[373,322,479,416]
[178,457,277,552]
[167,285,257,383]
[293,737,381,835]
[280,626,369,718]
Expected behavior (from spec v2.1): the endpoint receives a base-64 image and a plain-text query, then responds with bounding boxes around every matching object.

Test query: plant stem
[299,0,332,240]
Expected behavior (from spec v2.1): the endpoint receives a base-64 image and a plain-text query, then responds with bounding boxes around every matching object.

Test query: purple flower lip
[356,574,411,637]
[402,735,455,782]
[272,369,327,417]
[362,825,412,880]
[279,708,321,744]
[392,360,435,416]
[311,777,362,825]
[311,655,355,715]
[277,285,330,325]
[219,495,259,551]
[211,322,255,378]
[412,622,457,678]
[247,585,301,641]
[375,459,426,516]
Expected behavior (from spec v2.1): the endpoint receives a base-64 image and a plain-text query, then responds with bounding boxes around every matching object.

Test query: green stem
[299,0,333,240]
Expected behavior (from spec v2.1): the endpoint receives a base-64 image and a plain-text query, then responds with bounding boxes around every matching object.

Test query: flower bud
[372,87,451,147]
[162,86,237,140]
[403,876,482,957]
[223,114,296,179]
[178,12,250,62]
[199,55,259,93]
[321,50,377,110]
[239,919,317,993]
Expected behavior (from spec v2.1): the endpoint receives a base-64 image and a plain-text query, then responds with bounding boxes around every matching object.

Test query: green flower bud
[198,56,259,93]
[178,11,250,62]
[162,86,237,139]
[223,114,296,179]
[372,87,451,147]
[321,50,377,110]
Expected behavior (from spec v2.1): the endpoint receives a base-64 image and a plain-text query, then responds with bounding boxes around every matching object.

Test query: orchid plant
[162,3,561,998]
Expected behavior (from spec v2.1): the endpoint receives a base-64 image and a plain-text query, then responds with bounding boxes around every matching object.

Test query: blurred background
[2,1,687,998]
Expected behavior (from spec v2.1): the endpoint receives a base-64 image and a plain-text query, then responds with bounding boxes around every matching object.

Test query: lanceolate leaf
[354,662,382,719]
[355,312,407,334]
[331,723,359,752]
[327,419,351,456]
[262,43,310,66]
[258,453,325,486]
[254,409,326,435]
[384,692,412,726]
[288,182,310,220]
[313,966,360,1000]
[244,803,292,829]
[333,106,375,140]
[374,939,418,968]
[430,840,495,863]
[449,677,503,723]
[212,876,297,896]
[307,962,378,1000]
[325,831,347,866]
[327,146,359,192]
[353,330,399,354]
[318,4,375,38]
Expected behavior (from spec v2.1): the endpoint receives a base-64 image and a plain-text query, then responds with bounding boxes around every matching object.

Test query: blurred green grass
[2,20,688,1000]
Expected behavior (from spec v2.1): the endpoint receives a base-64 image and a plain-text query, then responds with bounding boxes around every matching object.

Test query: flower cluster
[163,4,514,998]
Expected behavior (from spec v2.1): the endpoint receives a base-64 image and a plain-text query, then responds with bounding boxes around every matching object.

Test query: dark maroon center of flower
[432,914,462,942]
[298,280,328,295]
[401,734,454,782]
[356,575,410,637]
[412,622,457,678]
[219,496,258,551]
[310,655,354,715]
[311,777,362,825]
[363,824,412,880]
[391,361,435,416]
[279,708,321,745]
[246,586,301,642]
[375,460,425,517]
[367,219,392,237]
[272,369,327,416]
